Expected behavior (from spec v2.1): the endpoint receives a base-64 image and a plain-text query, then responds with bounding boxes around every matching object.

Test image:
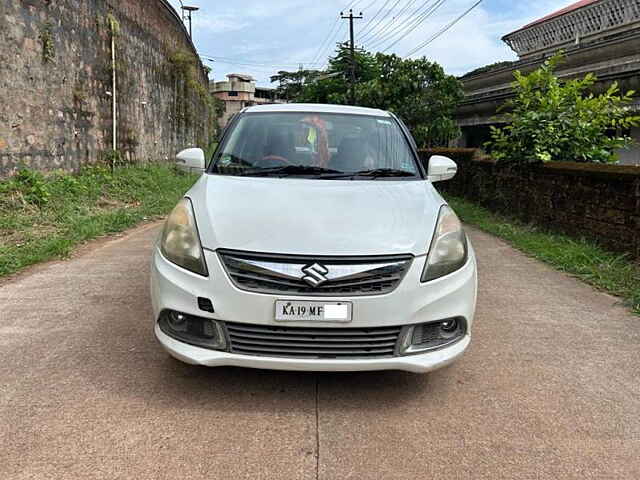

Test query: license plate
[275,300,352,322]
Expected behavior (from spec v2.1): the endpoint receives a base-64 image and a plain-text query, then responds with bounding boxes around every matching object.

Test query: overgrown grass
[446,195,640,315]
[0,165,198,278]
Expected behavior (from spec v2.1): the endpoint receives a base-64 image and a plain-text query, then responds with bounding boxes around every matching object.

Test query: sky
[167,0,578,86]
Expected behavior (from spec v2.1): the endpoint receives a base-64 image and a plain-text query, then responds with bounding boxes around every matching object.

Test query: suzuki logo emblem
[302,263,329,287]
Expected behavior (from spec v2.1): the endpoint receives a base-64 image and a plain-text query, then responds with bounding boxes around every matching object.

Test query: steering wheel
[256,155,290,168]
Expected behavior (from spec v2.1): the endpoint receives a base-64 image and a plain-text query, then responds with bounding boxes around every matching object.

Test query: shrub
[12,169,51,206]
[485,53,640,164]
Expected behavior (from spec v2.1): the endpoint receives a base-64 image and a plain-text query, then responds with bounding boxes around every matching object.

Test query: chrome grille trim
[218,250,413,296]
[226,322,402,359]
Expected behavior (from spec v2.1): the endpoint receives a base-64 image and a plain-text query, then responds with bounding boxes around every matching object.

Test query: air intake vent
[198,297,214,313]
[226,322,402,359]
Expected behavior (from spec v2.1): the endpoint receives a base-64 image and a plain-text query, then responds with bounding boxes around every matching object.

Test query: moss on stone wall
[38,23,55,63]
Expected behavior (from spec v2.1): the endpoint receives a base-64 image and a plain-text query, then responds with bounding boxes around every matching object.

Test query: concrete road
[1,223,638,480]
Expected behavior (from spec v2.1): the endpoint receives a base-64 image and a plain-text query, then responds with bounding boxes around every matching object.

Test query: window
[211,112,419,179]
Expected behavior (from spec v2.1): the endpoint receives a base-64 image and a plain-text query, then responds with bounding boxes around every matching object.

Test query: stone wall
[421,151,640,259]
[0,0,213,177]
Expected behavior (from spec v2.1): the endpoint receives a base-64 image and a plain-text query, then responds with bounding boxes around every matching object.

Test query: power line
[320,19,348,70]
[199,55,319,70]
[378,0,448,52]
[365,0,433,48]
[404,0,482,57]
[310,0,361,67]
[357,0,403,41]
[359,0,419,43]
[321,21,349,70]
[200,1,361,74]
[359,0,383,11]
[362,0,439,50]
[310,15,342,67]
[356,0,393,38]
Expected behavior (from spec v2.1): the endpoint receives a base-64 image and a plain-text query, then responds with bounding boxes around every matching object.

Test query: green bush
[486,53,640,164]
[12,169,51,206]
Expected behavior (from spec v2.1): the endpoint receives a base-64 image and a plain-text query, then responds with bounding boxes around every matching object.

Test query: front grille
[226,322,402,359]
[218,250,413,296]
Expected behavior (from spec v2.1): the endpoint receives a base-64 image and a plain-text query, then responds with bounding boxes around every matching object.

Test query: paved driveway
[1,223,638,479]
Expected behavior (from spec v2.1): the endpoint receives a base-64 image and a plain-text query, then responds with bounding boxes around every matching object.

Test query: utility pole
[340,9,363,105]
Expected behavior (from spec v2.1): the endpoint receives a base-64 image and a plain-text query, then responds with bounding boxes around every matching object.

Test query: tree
[270,69,322,102]
[282,44,463,148]
[355,53,463,147]
[486,54,640,164]
[272,43,379,105]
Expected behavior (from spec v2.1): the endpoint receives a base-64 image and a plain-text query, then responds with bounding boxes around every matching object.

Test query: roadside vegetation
[0,165,198,278]
[447,195,640,315]
[485,53,640,164]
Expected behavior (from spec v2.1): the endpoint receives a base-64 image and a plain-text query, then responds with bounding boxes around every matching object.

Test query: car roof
[242,103,392,117]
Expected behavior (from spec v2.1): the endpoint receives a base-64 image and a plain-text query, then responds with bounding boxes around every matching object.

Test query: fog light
[167,311,188,333]
[440,319,457,331]
[158,310,226,350]
[440,319,459,339]
[401,317,466,354]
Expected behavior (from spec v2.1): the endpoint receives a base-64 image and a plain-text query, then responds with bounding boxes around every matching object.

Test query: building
[456,0,640,165]
[211,74,284,128]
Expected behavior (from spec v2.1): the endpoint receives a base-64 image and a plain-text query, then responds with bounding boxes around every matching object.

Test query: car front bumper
[155,323,471,373]
[150,245,477,373]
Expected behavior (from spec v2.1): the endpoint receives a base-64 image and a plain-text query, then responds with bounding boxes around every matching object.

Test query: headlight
[421,205,468,282]
[160,198,208,276]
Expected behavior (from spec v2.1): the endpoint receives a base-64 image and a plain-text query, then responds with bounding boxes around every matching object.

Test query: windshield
[210,112,421,180]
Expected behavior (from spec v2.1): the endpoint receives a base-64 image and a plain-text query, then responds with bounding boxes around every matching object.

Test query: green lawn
[446,195,640,315]
[0,165,198,278]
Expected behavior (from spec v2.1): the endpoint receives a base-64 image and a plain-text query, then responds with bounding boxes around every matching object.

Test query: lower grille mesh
[226,322,402,359]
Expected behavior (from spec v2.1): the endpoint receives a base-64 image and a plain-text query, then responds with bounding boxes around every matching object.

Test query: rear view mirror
[176,148,205,174]
[428,155,457,182]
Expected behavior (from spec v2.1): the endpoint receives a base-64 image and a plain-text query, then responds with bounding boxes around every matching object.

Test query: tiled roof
[509,0,599,34]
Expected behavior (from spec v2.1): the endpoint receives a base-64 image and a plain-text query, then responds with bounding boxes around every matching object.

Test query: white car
[151,104,477,373]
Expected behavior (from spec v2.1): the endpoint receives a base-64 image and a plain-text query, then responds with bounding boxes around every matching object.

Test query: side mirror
[176,148,205,173]
[427,155,457,182]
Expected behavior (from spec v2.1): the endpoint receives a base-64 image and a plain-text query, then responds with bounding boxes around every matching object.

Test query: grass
[0,165,198,278]
[446,195,640,315]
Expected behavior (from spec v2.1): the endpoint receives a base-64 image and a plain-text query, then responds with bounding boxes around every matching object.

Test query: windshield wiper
[239,165,343,177]
[321,168,417,180]
[356,168,417,178]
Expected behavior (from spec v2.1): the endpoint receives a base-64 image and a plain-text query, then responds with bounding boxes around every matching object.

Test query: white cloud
[167,0,574,84]
[368,0,573,76]
[195,14,250,33]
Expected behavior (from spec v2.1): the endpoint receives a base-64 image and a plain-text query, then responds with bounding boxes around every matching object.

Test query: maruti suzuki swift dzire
[150,103,477,373]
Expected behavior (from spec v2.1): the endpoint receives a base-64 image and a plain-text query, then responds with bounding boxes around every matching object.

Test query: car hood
[189,175,444,256]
